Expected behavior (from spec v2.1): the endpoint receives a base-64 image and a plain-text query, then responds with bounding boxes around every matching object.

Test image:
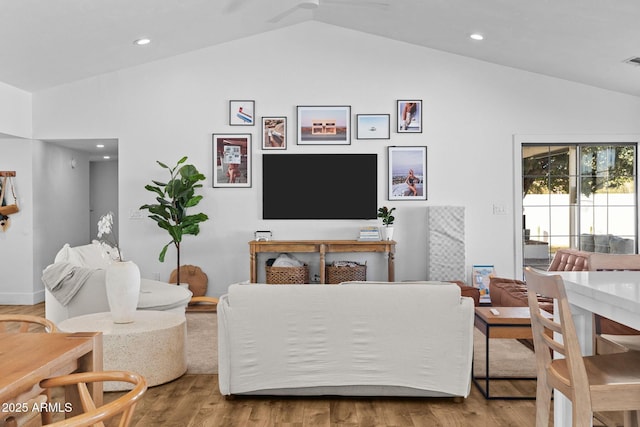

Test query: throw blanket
[42,262,98,306]
[272,253,305,267]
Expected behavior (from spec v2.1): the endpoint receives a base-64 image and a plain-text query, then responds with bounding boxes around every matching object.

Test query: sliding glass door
[521,143,637,271]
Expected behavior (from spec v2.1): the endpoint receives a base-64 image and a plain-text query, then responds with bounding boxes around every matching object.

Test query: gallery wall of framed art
[214,98,428,202]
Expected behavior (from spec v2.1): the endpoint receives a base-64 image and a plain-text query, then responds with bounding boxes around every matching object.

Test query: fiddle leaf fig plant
[140,156,208,286]
[377,206,396,227]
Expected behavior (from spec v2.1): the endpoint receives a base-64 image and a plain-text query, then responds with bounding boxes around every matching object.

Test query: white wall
[33,141,91,278]
[0,83,34,303]
[30,22,640,297]
[0,138,34,303]
[0,140,91,303]
[0,81,32,138]
[90,160,118,241]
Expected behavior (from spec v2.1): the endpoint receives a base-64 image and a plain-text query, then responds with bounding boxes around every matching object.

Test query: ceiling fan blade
[267,5,302,23]
[324,0,389,8]
[223,0,253,14]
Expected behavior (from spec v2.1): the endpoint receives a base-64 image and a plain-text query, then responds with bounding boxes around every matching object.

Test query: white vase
[381,226,394,241]
[105,260,141,323]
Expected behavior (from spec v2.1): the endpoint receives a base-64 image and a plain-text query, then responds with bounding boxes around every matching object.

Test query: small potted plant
[377,206,396,241]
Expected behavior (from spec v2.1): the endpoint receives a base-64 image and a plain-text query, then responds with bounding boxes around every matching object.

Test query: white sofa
[218,282,474,398]
[43,242,192,324]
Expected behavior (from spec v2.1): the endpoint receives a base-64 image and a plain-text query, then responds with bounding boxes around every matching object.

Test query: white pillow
[53,244,72,264]
[54,241,111,269]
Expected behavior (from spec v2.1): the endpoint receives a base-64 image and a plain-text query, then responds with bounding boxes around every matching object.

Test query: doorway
[514,135,639,278]
[45,138,119,243]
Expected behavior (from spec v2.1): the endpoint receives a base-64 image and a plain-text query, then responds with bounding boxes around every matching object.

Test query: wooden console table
[249,240,396,284]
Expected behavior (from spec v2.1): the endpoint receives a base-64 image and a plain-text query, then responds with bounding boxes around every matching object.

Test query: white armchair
[43,242,192,324]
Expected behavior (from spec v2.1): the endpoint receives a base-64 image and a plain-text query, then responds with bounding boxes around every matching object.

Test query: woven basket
[325,264,367,284]
[266,264,310,284]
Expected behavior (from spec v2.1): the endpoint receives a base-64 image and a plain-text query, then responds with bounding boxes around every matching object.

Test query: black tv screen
[263,154,377,220]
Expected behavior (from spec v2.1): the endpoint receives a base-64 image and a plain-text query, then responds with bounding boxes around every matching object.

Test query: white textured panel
[427,206,466,282]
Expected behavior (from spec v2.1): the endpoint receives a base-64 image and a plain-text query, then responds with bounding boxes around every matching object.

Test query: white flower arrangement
[97,211,123,262]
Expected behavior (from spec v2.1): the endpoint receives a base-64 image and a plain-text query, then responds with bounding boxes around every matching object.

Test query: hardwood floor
[105,376,541,427]
[1,303,613,427]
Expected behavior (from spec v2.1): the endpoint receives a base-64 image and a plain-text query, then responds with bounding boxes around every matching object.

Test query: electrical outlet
[492,204,507,215]
[129,209,144,220]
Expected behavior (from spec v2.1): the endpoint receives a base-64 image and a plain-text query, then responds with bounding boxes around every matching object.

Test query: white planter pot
[105,261,141,323]
[381,226,394,241]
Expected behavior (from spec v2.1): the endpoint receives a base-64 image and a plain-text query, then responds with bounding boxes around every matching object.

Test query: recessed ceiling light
[96,144,105,148]
[133,38,151,46]
[470,33,484,41]
[103,156,111,160]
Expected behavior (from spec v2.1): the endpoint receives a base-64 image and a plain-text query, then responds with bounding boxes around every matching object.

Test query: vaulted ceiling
[2,0,640,96]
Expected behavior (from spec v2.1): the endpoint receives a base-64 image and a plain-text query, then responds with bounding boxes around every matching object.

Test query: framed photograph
[212,133,252,187]
[297,105,351,145]
[388,146,427,200]
[229,100,255,126]
[472,265,496,297]
[356,114,390,140]
[396,100,422,133]
[262,117,287,150]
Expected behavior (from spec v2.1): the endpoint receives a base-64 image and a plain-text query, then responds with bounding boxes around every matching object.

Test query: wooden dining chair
[587,253,640,355]
[524,267,640,427]
[36,370,147,427]
[2,398,46,427]
[188,295,219,312]
[0,314,58,333]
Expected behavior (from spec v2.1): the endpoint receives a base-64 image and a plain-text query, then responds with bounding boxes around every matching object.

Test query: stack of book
[358,226,381,241]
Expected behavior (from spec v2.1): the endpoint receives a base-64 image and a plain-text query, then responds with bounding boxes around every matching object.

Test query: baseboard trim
[0,289,45,305]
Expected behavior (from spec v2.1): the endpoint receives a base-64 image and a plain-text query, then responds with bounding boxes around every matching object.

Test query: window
[521,142,637,271]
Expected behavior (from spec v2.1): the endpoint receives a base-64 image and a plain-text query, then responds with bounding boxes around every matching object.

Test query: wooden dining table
[0,331,103,416]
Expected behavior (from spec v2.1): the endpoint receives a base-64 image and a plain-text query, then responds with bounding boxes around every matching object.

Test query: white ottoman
[59,311,187,391]
[138,280,192,313]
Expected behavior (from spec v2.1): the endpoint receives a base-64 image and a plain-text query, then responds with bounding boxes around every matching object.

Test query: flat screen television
[263,153,377,220]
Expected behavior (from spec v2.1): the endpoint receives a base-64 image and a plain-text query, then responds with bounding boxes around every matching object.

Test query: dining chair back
[39,371,147,427]
[188,295,219,312]
[586,253,640,355]
[0,314,58,333]
[587,253,640,272]
[524,267,640,427]
[1,396,46,427]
